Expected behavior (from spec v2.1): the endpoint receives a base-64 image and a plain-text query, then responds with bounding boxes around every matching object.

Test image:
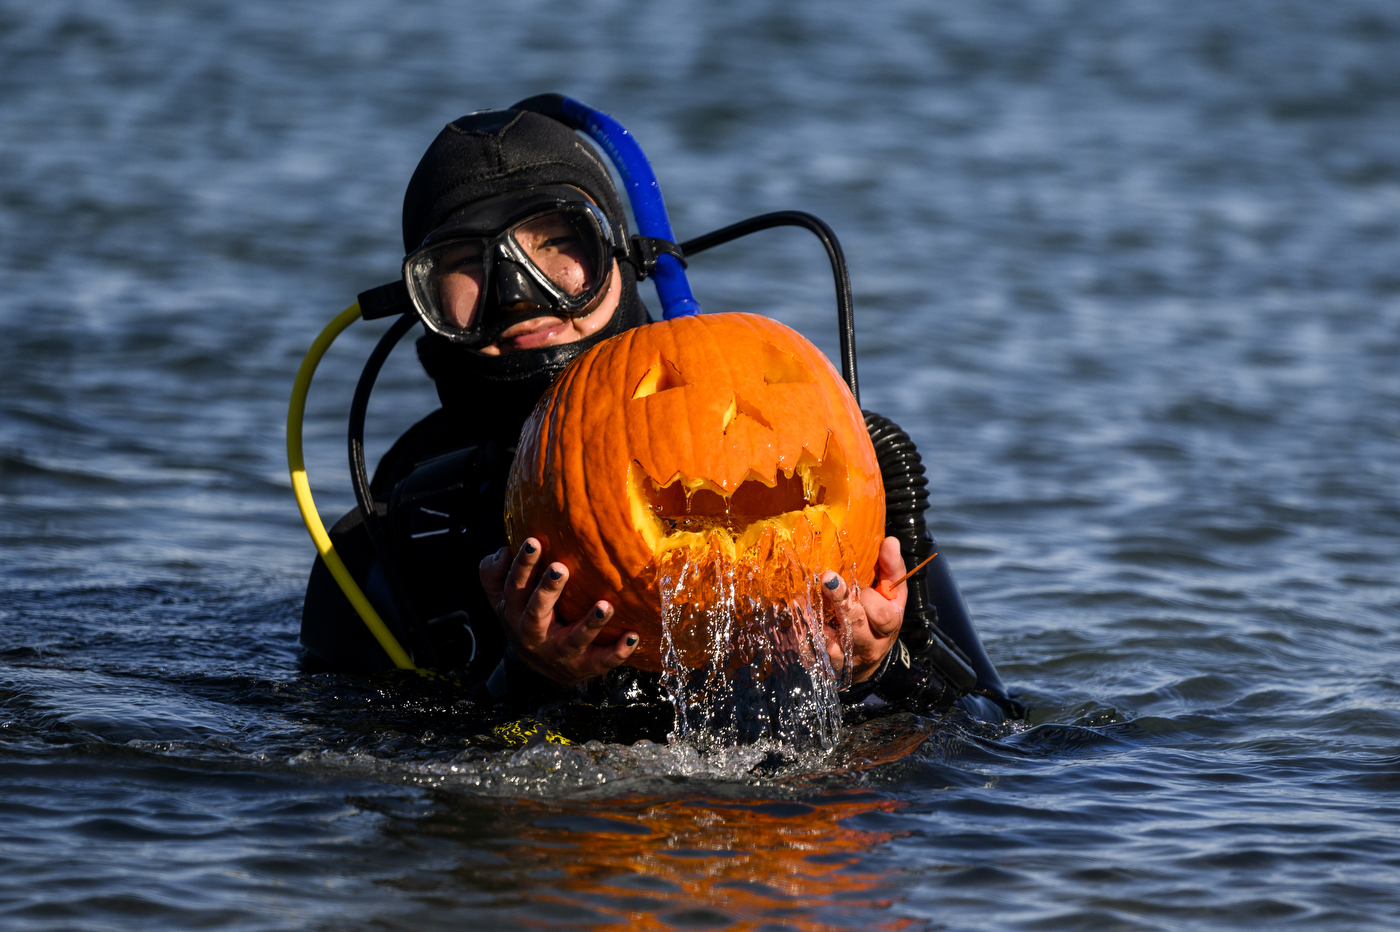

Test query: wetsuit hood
[404,108,650,442]
[403,109,628,255]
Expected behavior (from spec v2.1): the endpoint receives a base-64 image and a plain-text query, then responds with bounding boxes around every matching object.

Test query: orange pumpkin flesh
[506,312,885,673]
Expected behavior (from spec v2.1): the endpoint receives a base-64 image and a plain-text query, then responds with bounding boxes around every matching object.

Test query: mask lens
[431,240,487,330]
[509,210,600,298]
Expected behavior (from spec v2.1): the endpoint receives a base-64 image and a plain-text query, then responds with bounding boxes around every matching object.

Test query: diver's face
[433,190,617,355]
[477,256,621,355]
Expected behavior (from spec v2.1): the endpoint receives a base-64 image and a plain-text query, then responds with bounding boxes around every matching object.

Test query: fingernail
[523,541,536,554]
[547,567,562,581]
[824,576,841,590]
[625,635,638,648]
[594,606,607,619]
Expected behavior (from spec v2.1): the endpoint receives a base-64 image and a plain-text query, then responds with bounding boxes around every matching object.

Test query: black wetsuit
[302,105,1022,731]
[299,353,1023,726]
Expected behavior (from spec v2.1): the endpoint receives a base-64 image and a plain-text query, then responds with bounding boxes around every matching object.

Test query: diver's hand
[480,538,640,688]
[819,536,907,684]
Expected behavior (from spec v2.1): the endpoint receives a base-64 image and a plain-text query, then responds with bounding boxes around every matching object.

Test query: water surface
[4,1,1400,929]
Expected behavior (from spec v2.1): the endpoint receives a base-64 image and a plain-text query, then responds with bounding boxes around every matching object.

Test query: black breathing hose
[863,411,1006,701]
[679,210,859,405]
[347,310,441,668]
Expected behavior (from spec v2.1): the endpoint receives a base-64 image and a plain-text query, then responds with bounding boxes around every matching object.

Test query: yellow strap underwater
[286,303,418,671]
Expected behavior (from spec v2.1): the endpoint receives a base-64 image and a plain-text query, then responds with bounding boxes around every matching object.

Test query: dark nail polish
[824,576,841,590]
[523,541,536,554]
[625,635,638,648]
[594,606,606,619]
[547,567,562,581]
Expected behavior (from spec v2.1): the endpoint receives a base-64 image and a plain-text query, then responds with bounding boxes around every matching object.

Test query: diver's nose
[494,258,553,312]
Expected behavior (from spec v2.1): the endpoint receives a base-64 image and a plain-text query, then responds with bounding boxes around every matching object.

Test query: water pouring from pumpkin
[507,312,888,748]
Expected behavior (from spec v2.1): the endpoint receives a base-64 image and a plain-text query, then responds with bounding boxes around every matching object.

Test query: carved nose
[721,394,773,433]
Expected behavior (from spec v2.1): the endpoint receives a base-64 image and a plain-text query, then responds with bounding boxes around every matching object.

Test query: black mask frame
[403,185,625,348]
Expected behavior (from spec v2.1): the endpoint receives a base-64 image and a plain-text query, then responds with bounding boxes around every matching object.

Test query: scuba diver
[297,96,1023,731]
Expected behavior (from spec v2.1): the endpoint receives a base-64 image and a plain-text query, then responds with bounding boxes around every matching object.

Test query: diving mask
[403,185,622,347]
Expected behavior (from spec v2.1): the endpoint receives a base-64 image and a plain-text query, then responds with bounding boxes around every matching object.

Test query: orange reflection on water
[510,793,912,931]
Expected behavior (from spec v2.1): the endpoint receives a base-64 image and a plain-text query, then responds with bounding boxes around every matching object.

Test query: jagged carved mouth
[626,451,850,556]
[644,468,823,531]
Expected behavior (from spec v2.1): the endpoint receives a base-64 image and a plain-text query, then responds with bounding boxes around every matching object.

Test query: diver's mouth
[494,316,568,351]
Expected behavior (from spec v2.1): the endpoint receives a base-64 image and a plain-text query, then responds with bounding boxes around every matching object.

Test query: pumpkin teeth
[626,459,841,561]
[625,428,847,560]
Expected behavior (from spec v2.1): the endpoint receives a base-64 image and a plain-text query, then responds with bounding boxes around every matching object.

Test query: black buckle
[357,280,412,320]
[921,627,978,695]
[627,235,687,281]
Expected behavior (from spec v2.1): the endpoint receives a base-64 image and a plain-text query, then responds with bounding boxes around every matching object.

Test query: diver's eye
[512,212,598,296]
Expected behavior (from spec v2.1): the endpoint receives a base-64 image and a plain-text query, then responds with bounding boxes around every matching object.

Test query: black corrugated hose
[864,411,1024,717]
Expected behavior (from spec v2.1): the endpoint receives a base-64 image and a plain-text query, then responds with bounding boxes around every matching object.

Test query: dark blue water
[4,1,1400,929]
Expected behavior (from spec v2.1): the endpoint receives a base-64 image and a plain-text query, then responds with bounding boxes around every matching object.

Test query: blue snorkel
[512,94,702,320]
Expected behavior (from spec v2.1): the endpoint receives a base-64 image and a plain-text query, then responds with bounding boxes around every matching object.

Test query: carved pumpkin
[506,312,885,672]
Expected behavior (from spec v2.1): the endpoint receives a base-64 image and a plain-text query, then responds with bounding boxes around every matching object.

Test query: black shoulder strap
[386,443,512,677]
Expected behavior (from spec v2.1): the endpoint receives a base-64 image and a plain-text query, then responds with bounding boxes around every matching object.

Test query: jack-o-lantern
[506,312,885,672]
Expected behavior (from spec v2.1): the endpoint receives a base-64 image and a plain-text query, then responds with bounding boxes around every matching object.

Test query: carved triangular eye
[761,342,813,384]
[632,356,687,399]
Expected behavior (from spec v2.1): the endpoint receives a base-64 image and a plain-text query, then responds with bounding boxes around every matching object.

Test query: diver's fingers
[820,571,847,603]
[479,546,510,607]
[819,572,868,633]
[864,605,902,638]
[561,601,612,652]
[501,538,543,619]
[864,538,908,638]
[878,536,905,578]
[870,537,910,604]
[824,633,846,671]
[818,572,859,667]
[518,560,568,644]
[819,571,860,613]
[580,630,640,677]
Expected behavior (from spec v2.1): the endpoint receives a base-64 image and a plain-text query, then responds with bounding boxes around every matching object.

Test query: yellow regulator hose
[286,303,417,671]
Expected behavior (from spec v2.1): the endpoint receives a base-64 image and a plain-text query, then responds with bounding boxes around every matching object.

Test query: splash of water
[657,525,855,753]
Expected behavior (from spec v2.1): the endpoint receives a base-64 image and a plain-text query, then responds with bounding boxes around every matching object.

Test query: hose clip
[627,235,687,281]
